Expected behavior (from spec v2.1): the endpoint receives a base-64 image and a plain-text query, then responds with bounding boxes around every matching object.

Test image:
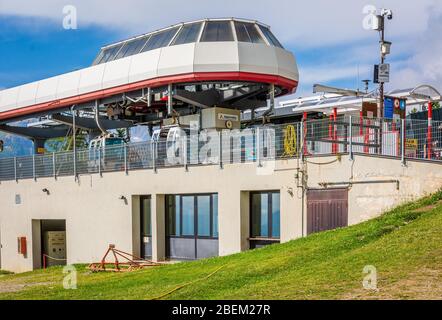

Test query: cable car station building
[1,19,442,273]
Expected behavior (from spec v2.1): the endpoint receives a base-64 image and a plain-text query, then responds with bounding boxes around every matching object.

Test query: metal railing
[0,116,441,182]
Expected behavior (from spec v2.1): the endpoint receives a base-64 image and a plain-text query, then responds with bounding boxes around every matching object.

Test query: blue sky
[0,0,441,97]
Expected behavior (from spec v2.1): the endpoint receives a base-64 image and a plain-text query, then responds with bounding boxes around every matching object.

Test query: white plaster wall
[1,155,442,273]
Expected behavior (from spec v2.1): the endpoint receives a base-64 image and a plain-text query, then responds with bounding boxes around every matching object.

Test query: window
[166,194,218,238]
[141,27,180,52]
[200,21,234,42]
[167,195,181,236]
[172,22,203,45]
[235,22,265,44]
[140,197,152,237]
[115,36,150,59]
[197,196,211,236]
[251,191,280,239]
[258,25,284,48]
[182,196,195,236]
[95,44,124,64]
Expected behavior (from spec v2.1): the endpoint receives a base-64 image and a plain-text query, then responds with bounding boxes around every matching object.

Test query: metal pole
[183,136,188,171]
[32,154,36,181]
[218,130,223,169]
[427,101,433,160]
[401,118,406,166]
[52,152,56,179]
[349,116,353,160]
[379,16,385,118]
[147,87,152,107]
[14,157,17,182]
[167,84,173,116]
[124,143,128,174]
[98,146,102,176]
[71,105,77,180]
[256,127,262,167]
[152,141,157,173]
[300,121,304,162]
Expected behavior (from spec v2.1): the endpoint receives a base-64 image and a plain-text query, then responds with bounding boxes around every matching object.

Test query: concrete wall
[0,155,441,273]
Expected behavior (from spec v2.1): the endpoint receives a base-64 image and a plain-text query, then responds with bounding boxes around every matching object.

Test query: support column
[167,84,173,116]
[33,138,46,155]
[151,194,165,262]
[427,101,433,160]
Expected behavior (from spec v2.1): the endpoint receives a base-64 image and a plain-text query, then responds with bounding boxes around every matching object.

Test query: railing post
[73,149,77,181]
[32,154,36,181]
[183,137,188,171]
[401,118,406,166]
[124,143,128,175]
[218,130,223,169]
[349,116,353,160]
[152,141,157,173]
[300,121,304,162]
[256,127,262,167]
[14,157,17,182]
[98,147,102,176]
[52,152,56,179]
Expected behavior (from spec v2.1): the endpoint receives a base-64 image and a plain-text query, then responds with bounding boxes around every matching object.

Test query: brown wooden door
[307,188,348,235]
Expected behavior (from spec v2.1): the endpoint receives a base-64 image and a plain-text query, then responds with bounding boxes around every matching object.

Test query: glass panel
[141,197,151,237]
[197,196,211,237]
[182,196,195,236]
[251,193,269,237]
[99,44,124,63]
[201,21,234,42]
[141,27,180,52]
[115,36,149,59]
[271,193,280,238]
[213,194,218,238]
[172,22,202,45]
[258,25,284,48]
[166,195,180,236]
[235,22,265,44]
[260,194,269,237]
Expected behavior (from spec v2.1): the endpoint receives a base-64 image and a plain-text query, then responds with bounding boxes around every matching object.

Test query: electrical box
[201,107,241,130]
[17,236,27,256]
[43,231,66,267]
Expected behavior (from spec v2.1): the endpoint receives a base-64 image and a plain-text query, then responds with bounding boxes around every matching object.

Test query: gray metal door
[307,188,348,234]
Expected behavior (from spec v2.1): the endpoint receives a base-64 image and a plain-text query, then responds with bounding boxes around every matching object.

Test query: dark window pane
[141,197,151,237]
[271,193,280,238]
[172,22,202,45]
[182,196,195,236]
[235,22,265,44]
[251,193,269,237]
[166,195,180,236]
[258,25,284,48]
[141,27,179,52]
[201,21,234,42]
[213,194,218,238]
[197,196,211,236]
[116,36,149,59]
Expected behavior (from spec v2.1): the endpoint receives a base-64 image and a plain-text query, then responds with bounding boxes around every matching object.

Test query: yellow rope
[150,265,225,300]
[282,124,297,157]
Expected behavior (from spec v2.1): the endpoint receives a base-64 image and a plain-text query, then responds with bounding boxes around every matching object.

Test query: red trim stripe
[0,72,298,121]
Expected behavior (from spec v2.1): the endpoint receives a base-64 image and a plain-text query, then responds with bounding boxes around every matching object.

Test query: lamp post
[372,9,393,118]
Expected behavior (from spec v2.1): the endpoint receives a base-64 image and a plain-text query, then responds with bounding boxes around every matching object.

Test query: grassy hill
[1,190,442,300]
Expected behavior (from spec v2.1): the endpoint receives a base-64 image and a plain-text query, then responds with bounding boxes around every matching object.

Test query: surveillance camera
[381,8,393,20]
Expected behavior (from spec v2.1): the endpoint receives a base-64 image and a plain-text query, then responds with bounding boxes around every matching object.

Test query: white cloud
[0,0,437,46]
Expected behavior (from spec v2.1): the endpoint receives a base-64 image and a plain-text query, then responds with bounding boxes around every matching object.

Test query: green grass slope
[1,190,442,300]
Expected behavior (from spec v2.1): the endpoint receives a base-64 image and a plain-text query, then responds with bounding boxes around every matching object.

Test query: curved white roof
[0,18,298,121]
